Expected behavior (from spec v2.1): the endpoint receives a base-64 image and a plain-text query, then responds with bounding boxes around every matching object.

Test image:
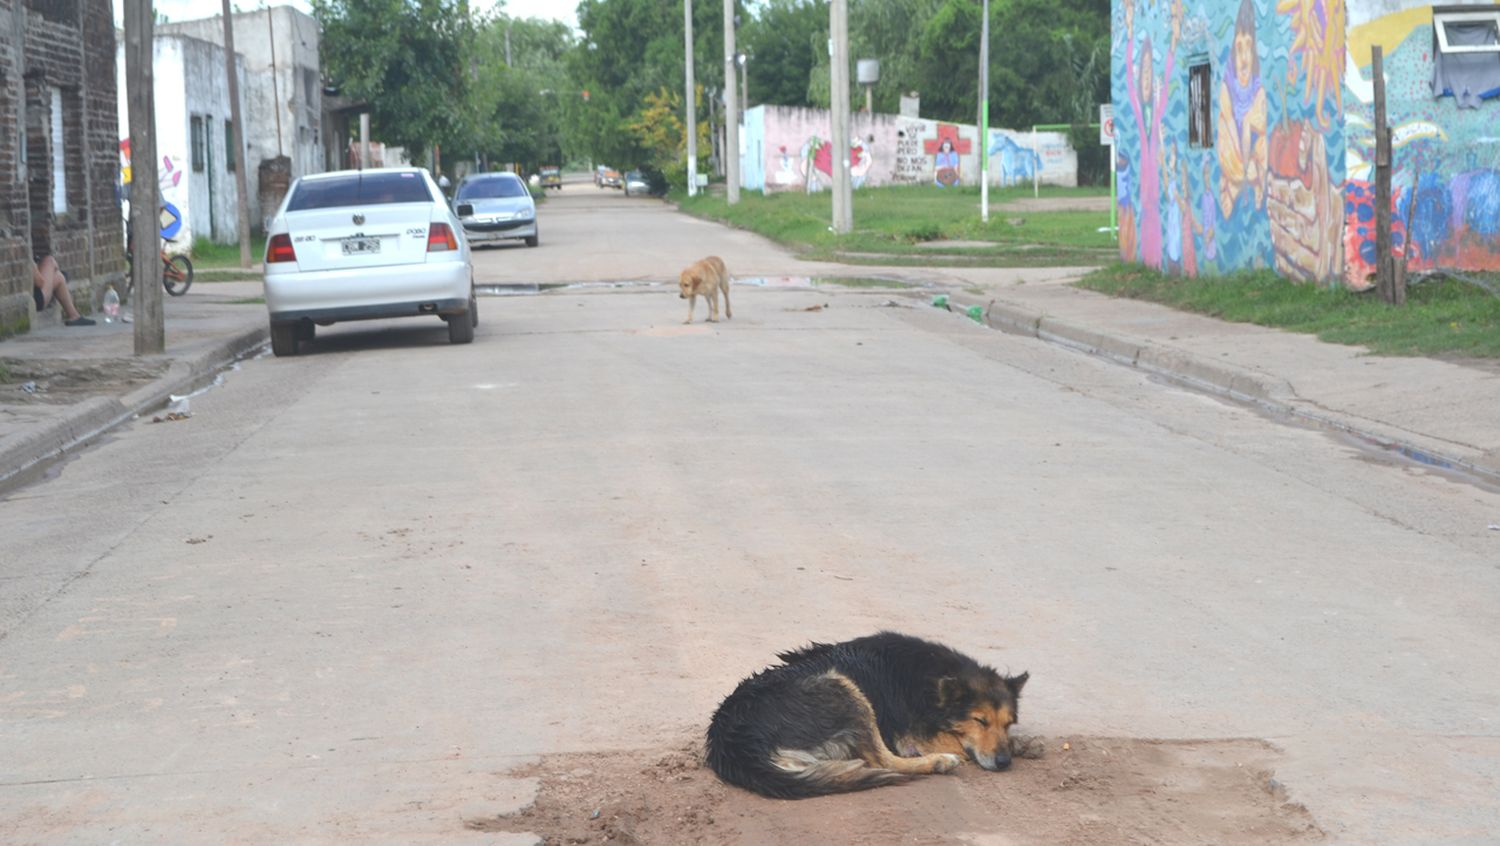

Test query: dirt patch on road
[468,735,1322,845]
[0,357,166,405]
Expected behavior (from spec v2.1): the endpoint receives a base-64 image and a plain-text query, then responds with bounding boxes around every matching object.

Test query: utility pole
[979,0,990,223]
[222,0,253,267]
[1372,45,1404,305]
[685,0,697,197]
[830,0,852,232]
[723,0,739,204]
[124,0,163,354]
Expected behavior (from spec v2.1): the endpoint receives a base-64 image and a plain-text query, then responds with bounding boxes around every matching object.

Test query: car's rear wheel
[270,321,299,357]
[470,290,479,327]
[448,305,475,344]
[296,320,316,342]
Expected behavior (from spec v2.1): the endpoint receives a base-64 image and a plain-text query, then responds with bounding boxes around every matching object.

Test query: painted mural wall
[1344,0,1500,287]
[1112,0,1347,281]
[741,105,1079,193]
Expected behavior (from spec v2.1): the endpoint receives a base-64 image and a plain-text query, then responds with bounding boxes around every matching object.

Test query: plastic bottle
[103,284,121,324]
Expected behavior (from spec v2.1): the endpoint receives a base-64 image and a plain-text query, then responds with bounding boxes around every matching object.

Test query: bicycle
[124,233,194,297]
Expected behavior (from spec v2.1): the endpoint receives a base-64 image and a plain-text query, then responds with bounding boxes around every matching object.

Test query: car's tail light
[266,233,297,263]
[427,223,458,252]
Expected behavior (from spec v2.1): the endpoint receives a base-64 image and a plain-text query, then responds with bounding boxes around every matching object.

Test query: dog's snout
[679,293,686,299]
[970,747,1013,771]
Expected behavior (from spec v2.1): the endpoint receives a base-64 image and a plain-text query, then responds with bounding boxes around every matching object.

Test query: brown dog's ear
[1006,671,1030,697]
[935,676,962,706]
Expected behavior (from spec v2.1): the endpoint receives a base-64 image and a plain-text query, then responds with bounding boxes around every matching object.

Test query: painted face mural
[1217,0,1268,221]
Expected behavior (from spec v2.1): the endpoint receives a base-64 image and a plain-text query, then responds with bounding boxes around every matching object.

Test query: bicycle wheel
[164,255,194,296]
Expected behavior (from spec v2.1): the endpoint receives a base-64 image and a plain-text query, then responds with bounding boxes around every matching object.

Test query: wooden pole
[1373,46,1394,304]
[125,0,163,354]
[222,0,253,267]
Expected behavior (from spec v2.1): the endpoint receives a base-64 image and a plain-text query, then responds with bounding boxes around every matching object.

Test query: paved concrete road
[2,184,1497,844]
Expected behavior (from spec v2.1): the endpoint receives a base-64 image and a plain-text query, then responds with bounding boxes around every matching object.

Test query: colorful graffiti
[119,139,186,240]
[1114,0,1348,281]
[1277,0,1346,129]
[989,135,1040,187]
[795,136,873,193]
[924,124,971,187]
[1340,0,1500,284]
[744,106,1080,192]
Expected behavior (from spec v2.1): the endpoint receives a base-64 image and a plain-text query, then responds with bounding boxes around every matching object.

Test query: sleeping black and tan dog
[706,632,1029,798]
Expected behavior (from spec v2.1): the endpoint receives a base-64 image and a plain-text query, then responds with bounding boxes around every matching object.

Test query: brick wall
[0,0,124,336]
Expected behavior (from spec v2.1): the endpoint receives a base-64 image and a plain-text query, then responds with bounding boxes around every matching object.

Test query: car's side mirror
[456,203,474,217]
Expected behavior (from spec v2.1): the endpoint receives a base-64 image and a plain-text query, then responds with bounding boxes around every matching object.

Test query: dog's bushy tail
[706,744,913,799]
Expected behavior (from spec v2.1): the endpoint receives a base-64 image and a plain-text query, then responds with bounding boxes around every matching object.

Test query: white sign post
[1101,104,1117,239]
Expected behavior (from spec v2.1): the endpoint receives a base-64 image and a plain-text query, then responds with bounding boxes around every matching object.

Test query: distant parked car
[539,166,563,189]
[452,171,539,249]
[600,168,622,189]
[624,170,651,196]
[262,167,476,357]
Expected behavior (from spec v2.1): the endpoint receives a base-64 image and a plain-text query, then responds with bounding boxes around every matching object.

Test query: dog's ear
[1006,671,1030,697]
[935,676,963,706]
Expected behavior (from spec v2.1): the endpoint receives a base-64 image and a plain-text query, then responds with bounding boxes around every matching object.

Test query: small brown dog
[679,256,732,324]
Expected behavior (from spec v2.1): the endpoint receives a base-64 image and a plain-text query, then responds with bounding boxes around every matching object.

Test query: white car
[453,172,538,248]
[262,168,476,356]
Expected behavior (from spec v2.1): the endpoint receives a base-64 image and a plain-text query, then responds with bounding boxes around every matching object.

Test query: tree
[313,0,478,160]
[742,0,828,108]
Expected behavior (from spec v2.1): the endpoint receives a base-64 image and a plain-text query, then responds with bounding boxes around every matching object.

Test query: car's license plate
[342,237,380,256]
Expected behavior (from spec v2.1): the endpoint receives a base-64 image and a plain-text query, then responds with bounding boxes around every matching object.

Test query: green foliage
[1079,265,1500,357]
[743,0,829,108]
[313,0,477,156]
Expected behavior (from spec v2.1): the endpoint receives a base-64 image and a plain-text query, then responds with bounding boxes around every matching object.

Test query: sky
[112,0,578,30]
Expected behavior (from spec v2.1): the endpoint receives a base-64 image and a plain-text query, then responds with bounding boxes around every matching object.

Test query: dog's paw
[931,753,963,774]
[707,318,718,323]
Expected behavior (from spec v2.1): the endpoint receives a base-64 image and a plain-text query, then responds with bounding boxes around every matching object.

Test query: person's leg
[34,256,84,321]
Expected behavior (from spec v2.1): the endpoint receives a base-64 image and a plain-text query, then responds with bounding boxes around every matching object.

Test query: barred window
[191,115,206,173]
[1188,62,1213,148]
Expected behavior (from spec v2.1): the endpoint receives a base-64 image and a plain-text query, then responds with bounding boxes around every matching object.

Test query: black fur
[705,631,1028,799]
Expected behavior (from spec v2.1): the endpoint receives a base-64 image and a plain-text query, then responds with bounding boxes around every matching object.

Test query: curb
[941,291,1500,486]
[0,325,269,487]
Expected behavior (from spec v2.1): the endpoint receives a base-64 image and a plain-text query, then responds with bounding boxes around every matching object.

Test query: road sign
[1100,104,1115,146]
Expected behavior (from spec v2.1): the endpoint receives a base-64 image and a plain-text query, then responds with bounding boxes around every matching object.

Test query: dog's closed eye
[972,715,990,727]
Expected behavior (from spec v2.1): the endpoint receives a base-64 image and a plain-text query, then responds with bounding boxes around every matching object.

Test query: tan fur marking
[825,673,962,775]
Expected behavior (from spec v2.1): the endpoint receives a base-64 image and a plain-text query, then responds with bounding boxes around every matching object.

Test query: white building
[116,33,248,246]
[157,6,323,230]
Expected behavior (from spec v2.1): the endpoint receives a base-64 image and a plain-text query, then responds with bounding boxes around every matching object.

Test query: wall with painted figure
[1112,0,1346,281]
[741,105,1079,193]
[988,130,1078,188]
[1342,0,1500,288]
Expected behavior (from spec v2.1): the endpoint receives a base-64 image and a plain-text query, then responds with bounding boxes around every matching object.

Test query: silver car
[262,168,476,356]
[453,172,539,248]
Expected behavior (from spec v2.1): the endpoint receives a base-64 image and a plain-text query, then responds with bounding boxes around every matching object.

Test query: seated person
[33,255,95,326]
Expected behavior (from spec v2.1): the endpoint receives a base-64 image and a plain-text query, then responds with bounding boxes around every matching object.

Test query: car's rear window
[286,172,432,211]
[457,176,528,200]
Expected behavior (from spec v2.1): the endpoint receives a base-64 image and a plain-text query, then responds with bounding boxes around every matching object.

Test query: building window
[1188,62,1213,148]
[225,119,237,172]
[191,115,206,172]
[1432,5,1500,108]
[50,86,66,214]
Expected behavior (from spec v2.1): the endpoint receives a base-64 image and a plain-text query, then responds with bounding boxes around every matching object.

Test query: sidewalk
[3,273,1498,490]
[940,271,1500,484]
[0,281,268,487]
